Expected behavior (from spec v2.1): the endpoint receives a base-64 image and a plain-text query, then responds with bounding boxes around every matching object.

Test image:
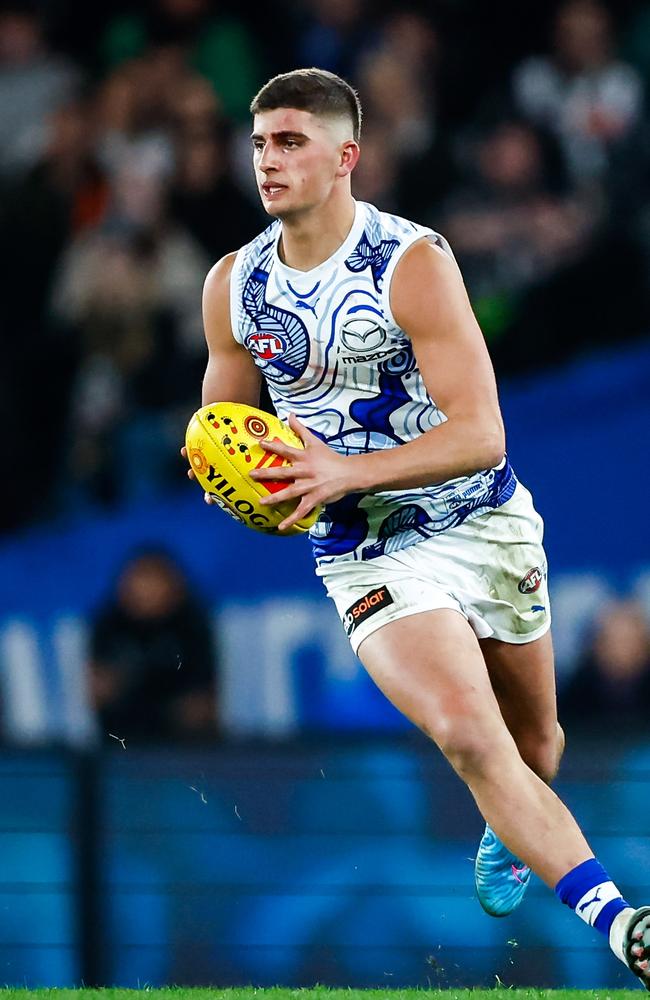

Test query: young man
[185,68,650,986]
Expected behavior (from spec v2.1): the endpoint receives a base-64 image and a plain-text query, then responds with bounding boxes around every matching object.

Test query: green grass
[0,990,643,1000]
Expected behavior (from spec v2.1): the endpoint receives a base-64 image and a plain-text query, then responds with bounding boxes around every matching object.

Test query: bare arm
[201,252,261,407]
[182,252,261,492]
[353,238,505,490]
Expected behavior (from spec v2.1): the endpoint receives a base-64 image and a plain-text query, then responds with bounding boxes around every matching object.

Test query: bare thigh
[356,610,591,884]
[479,630,563,780]
[357,608,513,753]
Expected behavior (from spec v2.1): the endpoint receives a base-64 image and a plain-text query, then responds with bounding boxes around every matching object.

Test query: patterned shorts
[317,483,551,654]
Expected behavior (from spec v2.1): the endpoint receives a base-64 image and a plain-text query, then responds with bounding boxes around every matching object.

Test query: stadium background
[0,0,649,989]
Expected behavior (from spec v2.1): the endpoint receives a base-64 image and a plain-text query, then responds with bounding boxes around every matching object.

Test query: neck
[278,195,356,271]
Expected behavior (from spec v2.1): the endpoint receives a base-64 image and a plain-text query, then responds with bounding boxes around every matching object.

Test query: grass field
[0,990,644,1000]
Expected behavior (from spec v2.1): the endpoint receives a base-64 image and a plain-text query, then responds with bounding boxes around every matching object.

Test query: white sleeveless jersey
[229,200,515,566]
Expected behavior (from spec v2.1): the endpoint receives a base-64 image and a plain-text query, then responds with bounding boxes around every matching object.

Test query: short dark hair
[250,68,362,142]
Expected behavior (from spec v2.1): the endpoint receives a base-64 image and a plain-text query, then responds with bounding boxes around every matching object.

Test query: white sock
[609,906,635,964]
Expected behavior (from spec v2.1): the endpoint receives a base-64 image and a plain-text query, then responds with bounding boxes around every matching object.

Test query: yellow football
[185,402,321,535]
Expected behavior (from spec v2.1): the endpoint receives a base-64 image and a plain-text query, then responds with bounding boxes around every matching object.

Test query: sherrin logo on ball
[185,402,321,536]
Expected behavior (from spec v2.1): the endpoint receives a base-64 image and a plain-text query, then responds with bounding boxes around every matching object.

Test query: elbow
[476,423,505,471]
[483,427,506,470]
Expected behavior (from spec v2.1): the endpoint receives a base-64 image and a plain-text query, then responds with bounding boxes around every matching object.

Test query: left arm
[252,238,505,529]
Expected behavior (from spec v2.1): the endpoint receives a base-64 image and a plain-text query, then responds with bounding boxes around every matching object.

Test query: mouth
[261,183,287,197]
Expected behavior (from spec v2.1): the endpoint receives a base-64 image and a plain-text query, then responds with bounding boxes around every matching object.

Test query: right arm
[201,251,261,407]
[182,252,261,492]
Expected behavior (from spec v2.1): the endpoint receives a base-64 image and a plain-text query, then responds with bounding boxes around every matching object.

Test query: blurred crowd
[87,551,650,744]
[1,0,650,539]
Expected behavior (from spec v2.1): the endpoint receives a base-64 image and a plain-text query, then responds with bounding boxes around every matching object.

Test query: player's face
[251,108,350,219]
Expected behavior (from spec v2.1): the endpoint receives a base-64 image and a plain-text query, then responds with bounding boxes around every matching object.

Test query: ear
[337,140,360,178]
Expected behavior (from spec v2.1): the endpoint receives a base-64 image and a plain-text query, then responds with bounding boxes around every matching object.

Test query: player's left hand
[250,413,355,532]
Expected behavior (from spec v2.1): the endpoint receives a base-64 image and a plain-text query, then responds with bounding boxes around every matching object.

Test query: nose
[259,142,279,174]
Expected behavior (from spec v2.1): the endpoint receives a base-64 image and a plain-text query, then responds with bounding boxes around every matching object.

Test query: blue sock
[555,858,630,938]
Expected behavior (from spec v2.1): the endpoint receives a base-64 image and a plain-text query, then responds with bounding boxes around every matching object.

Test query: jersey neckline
[272,199,366,280]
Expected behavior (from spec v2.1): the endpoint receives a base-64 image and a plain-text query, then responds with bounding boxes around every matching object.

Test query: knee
[517,722,565,783]
[427,715,504,782]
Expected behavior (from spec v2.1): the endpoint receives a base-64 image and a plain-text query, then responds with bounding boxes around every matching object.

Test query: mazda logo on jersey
[343,586,394,636]
[247,332,287,360]
[340,317,387,353]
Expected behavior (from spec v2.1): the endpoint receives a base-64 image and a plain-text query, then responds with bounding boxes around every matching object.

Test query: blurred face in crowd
[555,0,612,71]
[351,125,397,204]
[118,555,185,620]
[593,602,650,679]
[311,0,363,30]
[479,124,542,191]
[0,11,41,64]
[177,133,225,190]
[252,107,358,221]
[160,0,208,20]
[383,11,438,65]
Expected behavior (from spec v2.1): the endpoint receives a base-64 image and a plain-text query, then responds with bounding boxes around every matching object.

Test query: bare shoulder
[390,235,473,337]
[203,250,238,303]
[202,251,238,348]
[394,236,458,291]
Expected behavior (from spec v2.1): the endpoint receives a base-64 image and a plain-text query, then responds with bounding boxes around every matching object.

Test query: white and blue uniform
[230,200,516,566]
[230,200,549,649]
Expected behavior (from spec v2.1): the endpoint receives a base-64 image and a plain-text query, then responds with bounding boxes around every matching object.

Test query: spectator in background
[100,0,261,122]
[439,118,596,345]
[512,0,644,188]
[3,98,109,328]
[94,47,186,182]
[358,9,438,159]
[0,97,108,531]
[0,4,80,178]
[89,548,219,743]
[295,0,374,80]
[355,9,452,219]
[50,150,208,508]
[169,122,264,262]
[351,122,401,212]
[560,599,650,729]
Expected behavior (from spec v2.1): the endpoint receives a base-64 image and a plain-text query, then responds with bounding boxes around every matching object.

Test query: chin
[264,203,298,222]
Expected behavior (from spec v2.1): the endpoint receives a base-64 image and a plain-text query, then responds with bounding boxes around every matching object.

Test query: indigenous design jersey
[230,200,516,565]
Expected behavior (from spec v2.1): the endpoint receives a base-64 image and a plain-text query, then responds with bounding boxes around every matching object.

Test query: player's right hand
[180,446,216,504]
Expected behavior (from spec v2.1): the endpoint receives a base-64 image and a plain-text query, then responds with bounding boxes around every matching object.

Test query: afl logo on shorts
[343,586,394,636]
[518,566,543,594]
[247,332,287,360]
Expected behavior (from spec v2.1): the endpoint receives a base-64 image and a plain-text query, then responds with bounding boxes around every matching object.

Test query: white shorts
[317,483,551,654]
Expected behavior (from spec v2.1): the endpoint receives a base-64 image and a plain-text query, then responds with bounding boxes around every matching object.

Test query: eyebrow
[250,130,309,142]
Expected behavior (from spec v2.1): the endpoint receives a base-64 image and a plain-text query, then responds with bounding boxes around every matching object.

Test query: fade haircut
[250,68,362,142]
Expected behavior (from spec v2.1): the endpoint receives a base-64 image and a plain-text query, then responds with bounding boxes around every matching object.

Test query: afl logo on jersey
[247,332,287,360]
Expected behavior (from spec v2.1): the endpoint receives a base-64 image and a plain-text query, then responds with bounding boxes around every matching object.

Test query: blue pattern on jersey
[380,347,417,376]
[349,370,412,444]
[358,460,516,561]
[377,504,431,540]
[287,279,320,299]
[345,233,400,290]
[242,267,311,385]
[312,458,517,562]
[309,494,370,558]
